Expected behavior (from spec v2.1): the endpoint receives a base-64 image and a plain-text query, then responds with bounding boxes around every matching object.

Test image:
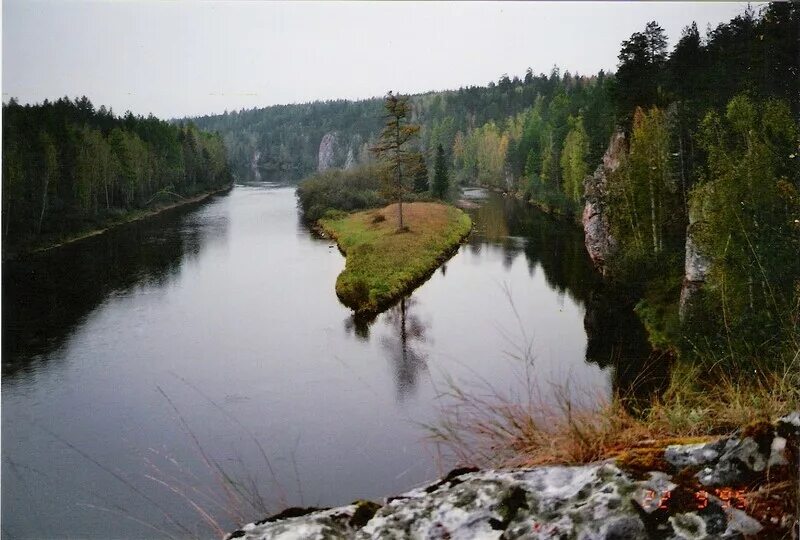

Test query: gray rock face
[251,150,262,182]
[344,147,356,170]
[582,132,625,275]
[683,233,710,284]
[318,132,338,172]
[679,203,711,321]
[227,413,799,540]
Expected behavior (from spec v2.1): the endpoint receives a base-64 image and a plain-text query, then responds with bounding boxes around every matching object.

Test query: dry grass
[145,381,290,538]
[320,202,472,314]
[427,346,800,533]
[427,349,799,469]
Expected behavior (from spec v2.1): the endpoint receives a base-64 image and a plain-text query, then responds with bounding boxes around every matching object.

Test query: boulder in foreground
[228,412,798,539]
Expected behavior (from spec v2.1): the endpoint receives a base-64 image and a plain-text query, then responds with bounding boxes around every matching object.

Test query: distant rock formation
[344,147,356,170]
[582,132,624,275]
[227,412,798,539]
[317,132,337,172]
[250,150,262,182]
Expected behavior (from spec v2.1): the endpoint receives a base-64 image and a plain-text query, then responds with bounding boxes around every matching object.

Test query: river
[2,182,653,538]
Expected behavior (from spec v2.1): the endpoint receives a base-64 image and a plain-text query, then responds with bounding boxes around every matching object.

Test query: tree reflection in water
[342,190,666,405]
[380,298,428,401]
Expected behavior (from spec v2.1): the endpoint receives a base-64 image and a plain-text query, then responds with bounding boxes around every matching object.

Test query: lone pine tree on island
[371,91,421,231]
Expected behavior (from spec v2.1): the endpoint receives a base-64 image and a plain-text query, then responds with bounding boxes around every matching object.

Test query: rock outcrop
[344,147,356,170]
[679,201,711,322]
[583,132,625,275]
[318,132,338,172]
[251,150,262,182]
[227,413,798,539]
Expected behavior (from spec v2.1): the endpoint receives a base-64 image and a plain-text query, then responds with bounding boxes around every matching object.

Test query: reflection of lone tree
[381,298,427,400]
[371,91,421,231]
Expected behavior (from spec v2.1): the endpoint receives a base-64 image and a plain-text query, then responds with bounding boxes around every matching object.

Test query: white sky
[3,1,751,119]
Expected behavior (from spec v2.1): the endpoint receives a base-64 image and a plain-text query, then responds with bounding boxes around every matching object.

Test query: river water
[2,183,652,538]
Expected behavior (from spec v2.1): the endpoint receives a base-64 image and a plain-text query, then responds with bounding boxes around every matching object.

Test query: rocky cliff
[318,132,338,172]
[227,413,798,539]
[679,199,711,322]
[582,132,625,275]
[250,150,262,182]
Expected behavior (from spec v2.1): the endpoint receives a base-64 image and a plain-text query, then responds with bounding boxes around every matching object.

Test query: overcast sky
[3,1,751,119]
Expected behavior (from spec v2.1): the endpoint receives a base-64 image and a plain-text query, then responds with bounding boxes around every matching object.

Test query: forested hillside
[592,3,799,366]
[2,98,233,251]
[191,71,615,188]
[192,3,796,209]
[201,1,798,366]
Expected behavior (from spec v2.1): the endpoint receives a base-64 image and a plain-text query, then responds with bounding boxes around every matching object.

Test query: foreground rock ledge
[227,413,798,539]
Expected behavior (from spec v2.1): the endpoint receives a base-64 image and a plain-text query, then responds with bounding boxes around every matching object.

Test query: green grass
[320,202,472,315]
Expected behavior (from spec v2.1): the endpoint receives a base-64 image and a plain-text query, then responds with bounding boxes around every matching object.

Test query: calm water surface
[2,183,651,538]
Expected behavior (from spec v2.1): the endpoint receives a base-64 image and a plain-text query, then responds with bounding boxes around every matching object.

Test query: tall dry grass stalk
[146,379,290,538]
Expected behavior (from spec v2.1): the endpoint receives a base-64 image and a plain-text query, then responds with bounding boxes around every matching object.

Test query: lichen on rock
[227,413,798,539]
[582,132,624,275]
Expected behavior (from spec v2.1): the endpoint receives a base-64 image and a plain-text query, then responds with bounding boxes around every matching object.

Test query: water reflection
[471,193,658,399]
[344,314,371,341]
[357,190,658,401]
[380,298,428,400]
[2,196,229,378]
[472,193,660,400]
[2,185,658,538]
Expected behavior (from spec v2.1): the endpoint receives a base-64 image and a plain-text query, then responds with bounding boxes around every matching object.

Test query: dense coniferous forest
[2,98,233,251]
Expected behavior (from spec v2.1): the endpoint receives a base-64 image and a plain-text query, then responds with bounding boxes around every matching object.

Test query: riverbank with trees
[289,2,799,469]
[2,97,234,257]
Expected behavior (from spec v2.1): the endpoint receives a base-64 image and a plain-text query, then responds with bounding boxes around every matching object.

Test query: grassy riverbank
[320,202,472,315]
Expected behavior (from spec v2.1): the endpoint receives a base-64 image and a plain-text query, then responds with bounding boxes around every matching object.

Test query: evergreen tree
[432,144,449,199]
[615,21,668,123]
[410,152,429,193]
[371,92,420,230]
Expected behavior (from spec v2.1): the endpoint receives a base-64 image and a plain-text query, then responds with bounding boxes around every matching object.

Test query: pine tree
[615,21,668,122]
[371,92,420,230]
[410,152,429,193]
[432,144,449,199]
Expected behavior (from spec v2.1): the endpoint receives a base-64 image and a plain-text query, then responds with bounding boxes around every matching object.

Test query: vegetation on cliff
[320,202,471,315]
[2,97,233,253]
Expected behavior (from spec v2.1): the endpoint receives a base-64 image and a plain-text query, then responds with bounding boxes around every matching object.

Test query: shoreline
[319,202,472,317]
[9,185,233,258]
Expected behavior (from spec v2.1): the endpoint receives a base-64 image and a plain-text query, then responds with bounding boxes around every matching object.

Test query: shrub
[296,164,389,221]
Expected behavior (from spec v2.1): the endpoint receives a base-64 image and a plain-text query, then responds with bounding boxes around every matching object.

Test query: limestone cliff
[582,132,624,275]
[344,147,356,170]
[318,132,338,172]
[250,150,262,182]
[679,199,712,321]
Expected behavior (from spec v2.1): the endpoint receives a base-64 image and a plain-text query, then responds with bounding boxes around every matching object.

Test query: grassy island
[320,202,472,315]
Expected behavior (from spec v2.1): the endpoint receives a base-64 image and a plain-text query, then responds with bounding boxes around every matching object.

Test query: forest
[2,98,233,251]
[284,2,798,370]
